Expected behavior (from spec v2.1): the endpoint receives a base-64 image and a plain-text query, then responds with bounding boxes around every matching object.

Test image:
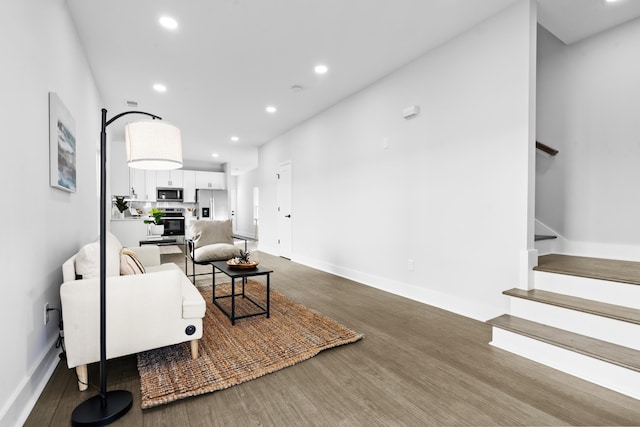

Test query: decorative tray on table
[226,259,260,269]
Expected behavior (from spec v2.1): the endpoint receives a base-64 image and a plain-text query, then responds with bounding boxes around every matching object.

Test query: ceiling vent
[125,100,138,109]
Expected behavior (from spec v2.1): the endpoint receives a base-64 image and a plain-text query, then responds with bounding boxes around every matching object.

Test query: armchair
[184,219,243,283]
[60,233,206,391]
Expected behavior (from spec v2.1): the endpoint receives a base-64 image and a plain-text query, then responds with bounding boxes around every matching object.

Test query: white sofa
[60,233,206,391]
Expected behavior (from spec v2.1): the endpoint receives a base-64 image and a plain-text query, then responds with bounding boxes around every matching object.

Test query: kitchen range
[160,208,185,236]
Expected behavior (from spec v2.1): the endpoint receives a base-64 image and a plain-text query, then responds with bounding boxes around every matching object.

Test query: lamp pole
[71,108,161,426]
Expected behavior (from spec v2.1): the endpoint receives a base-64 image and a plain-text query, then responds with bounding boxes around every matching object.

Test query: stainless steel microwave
[157,187,183,201]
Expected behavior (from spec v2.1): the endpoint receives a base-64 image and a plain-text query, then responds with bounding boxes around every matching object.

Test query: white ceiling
[65,0,640,174]
[537,0,640,45]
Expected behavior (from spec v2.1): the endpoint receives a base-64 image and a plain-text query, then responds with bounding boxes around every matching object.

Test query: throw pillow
[120,249,146,275]
[75,232,123,279]
[188,219,234,248]
[193,243,242,262]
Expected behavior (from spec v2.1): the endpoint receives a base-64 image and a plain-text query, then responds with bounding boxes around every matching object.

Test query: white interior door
[229,188,237,234]
[277,162,292,259]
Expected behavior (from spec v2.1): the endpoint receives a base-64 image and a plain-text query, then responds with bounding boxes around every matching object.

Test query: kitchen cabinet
[145,170,157,201]
[156,170,183,188]
[183,170,196,202]
[195,171,226,190]
[124,165,224,200]
[128,169,157,201]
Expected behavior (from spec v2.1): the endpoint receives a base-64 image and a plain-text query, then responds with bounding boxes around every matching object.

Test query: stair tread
[535,254,640,286]
[488,314,640,372]
[534,234,557,241]
[504,288,640,325]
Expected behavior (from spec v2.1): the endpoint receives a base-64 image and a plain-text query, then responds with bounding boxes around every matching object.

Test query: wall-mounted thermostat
[402,105,420,120]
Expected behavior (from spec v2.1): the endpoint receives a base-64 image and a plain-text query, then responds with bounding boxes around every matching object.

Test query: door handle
[285,214,291,218]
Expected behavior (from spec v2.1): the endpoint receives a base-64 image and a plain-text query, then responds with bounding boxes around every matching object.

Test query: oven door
[162,217,185,236]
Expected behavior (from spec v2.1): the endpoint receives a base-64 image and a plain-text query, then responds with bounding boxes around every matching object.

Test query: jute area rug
[137,280,364,409]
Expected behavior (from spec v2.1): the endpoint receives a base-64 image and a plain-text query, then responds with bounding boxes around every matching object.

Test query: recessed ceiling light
[159,16,178,30]
[314,64,328,74]
[212,153,219,158]
[230,136,239,142]
[153,83,167,92]
[266,105,277,113]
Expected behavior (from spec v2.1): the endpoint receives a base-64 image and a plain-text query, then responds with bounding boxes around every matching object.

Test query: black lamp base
[71,390,133,427]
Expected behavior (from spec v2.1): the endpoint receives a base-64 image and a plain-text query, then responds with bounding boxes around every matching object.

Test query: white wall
[0,1,101,425]
[536,19,640,261]
[258,0,536,321]
[236,169,259,238]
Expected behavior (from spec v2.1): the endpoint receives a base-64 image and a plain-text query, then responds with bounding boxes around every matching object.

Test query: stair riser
[509,298,640,350]
[490,328,640,400]
[534,239,557,256]
[534,271,640,309]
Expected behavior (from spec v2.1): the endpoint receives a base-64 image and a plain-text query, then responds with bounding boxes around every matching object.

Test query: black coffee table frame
[211,260,273,325]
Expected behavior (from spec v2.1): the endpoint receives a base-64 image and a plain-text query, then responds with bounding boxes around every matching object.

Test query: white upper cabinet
[156,170,184,188]
[195,171,226,190]
[123,163,224,201]
[183,170,196,203]
[128,169,157,201]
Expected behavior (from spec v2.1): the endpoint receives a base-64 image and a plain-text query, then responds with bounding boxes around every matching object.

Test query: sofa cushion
[193,243,241,262]
[188,219,234,248]
[120,249,145,275]
[75,232,122,279]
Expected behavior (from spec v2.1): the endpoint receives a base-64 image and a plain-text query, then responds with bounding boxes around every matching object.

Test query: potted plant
[144,208,165,235]
[113,196,128,219]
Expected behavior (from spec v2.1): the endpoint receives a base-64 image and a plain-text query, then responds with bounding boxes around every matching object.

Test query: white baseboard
[257,244,279,256]
[293,254,500,321]
[1,339,61,427]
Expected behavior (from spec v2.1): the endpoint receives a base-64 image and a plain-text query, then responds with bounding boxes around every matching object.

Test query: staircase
[488,254,640,400]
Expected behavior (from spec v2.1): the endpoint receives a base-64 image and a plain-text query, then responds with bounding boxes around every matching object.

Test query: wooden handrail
[536,141,559,156]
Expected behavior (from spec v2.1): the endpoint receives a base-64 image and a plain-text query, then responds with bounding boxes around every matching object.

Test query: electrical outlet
[408,259,415,271]
[44,303,49,325]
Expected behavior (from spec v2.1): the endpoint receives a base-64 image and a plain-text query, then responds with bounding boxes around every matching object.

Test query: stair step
[503,288,640,325]
[487,314,640,373]
[535,254,640,286]
[534,270,640,309]
[534,234,557,241]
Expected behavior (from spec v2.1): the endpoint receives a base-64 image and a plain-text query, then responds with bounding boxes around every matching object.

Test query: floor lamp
[71,108,182,426]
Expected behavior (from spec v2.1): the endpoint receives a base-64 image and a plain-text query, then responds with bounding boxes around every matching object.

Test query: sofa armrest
[127,245,161,267]
[62,255,77,283]
[60,269,200,369]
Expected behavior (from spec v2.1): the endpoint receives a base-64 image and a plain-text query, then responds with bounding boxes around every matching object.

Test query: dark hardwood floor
[25,250,640,426]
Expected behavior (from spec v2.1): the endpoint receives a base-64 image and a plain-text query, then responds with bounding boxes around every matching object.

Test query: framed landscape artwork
[49,92,76,192]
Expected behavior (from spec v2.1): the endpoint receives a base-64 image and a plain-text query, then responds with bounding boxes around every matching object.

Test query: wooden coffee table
[210,260,273,325]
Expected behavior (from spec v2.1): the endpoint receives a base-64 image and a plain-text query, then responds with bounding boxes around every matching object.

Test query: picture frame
[49,92,77,192]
